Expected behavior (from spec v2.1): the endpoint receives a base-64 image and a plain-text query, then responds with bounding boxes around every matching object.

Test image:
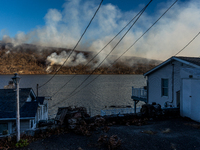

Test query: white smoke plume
[1,0,200,65]
[46,51,87,66]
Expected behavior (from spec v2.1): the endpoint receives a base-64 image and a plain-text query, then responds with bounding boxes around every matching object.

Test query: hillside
[0,42,160,75]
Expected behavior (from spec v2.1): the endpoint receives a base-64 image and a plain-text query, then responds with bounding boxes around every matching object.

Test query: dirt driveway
[24,117,200,150]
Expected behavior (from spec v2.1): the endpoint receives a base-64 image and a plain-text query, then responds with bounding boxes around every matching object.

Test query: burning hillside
[0,42,160,75]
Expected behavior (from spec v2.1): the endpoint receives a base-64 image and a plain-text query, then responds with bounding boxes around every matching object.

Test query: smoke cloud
[1,0,200,65]
[46,51,87,66]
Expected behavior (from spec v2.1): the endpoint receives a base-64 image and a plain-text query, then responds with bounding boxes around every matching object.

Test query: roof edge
[0,117,35,121]
[144,56,200,76]
[144,57,173,76]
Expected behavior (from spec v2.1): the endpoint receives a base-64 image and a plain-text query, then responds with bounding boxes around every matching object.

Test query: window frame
[161,78,169,97]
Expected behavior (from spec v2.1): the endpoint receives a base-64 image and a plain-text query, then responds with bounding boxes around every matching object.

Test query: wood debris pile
[55,107,109,135]
[55,107,149,137]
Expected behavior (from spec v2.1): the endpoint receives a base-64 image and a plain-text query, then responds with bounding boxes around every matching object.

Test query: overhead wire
[50,0,178,109]
[38,0,103,89]
[66,0,152,97]
[111,0,178,65]
[174,32,200,56]
[51,4,149,97]
[50,0,153,108]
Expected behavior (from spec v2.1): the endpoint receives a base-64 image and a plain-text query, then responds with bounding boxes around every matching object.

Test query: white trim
[144,57,200,76]
[173,57,200,68]
[0,117,35,121]
[30,89,37,99]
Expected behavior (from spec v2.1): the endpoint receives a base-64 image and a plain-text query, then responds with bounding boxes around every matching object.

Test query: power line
[38,0,103,89]
[67,0,152,97]
[50,0,178,109]
[174,32,200,56]
[51,4,148,97]
[50,0,153,108]
[111,0,178,66]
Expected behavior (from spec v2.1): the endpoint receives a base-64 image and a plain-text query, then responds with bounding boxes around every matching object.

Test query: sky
[0,0,165,37]
[0,0,199,62]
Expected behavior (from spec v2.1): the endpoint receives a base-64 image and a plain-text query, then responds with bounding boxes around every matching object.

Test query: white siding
[148,60,194,107]
[0,120,32,134]
[20,120,30,132]
[26,95,32,102]
[43,100,48,120]
[8,122,12,134]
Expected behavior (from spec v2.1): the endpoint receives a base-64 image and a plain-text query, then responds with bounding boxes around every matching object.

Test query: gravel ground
[22,117,200,150]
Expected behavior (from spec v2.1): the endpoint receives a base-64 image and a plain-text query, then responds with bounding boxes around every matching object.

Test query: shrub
[15,139,29,148]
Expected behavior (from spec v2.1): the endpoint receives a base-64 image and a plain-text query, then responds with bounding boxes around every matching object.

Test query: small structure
[180,68,200,122]
[132,56,200,122]
[131,87,147,114]
[0,88,49,135]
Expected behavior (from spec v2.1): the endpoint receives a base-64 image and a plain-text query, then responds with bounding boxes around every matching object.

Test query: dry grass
[161,128,171,133]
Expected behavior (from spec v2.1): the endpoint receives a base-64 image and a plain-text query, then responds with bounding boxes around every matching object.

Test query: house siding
[148,60,194,107]
[0,121,9,134]
[20,120,30,132]
[10,120,30,133]
[43,100,48,120]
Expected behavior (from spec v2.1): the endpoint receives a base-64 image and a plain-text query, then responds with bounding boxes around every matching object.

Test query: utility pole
[12,73,21,142]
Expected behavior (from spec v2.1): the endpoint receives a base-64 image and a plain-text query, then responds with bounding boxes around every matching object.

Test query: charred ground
[0,42,160,75]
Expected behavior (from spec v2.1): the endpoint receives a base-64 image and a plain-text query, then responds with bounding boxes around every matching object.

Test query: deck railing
[101,108,141,116]
[132,87,147,98]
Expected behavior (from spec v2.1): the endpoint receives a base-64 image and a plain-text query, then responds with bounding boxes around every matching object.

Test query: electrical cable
[112,0,178,65]
[51,5,148,97]
[50,0,153,108]
[174,32,200,56]
[67,0,152,97]
[38,0,103,89]
[50,0,178,109]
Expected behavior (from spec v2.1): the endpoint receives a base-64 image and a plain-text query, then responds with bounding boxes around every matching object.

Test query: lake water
[0,75,146,118]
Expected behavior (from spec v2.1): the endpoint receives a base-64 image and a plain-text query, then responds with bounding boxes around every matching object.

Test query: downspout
[171,63,174,104]
[164,62,174,107]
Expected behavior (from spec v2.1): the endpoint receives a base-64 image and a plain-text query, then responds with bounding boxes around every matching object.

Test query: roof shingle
[176,56,200,66]
[0,88,38,119]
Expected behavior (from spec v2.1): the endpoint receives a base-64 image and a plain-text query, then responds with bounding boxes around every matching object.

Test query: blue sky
[0,0,179,37]
[0,0,199,60]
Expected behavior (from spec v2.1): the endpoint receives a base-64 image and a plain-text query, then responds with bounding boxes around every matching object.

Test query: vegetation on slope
[0,43,160,75]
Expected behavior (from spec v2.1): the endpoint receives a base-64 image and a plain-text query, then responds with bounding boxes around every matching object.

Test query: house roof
[0,88,39,119]
[176,57,200,66]
[144,56,200,76]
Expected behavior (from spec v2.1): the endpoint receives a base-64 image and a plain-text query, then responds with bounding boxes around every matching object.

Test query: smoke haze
[1,0,200,66]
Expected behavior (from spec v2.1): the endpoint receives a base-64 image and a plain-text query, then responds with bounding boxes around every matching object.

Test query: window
[161,79,168,96]
[0,123,8,134]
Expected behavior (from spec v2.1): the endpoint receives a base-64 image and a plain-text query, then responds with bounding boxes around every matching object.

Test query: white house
[0,88,49,135]
[132,56,200,122]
